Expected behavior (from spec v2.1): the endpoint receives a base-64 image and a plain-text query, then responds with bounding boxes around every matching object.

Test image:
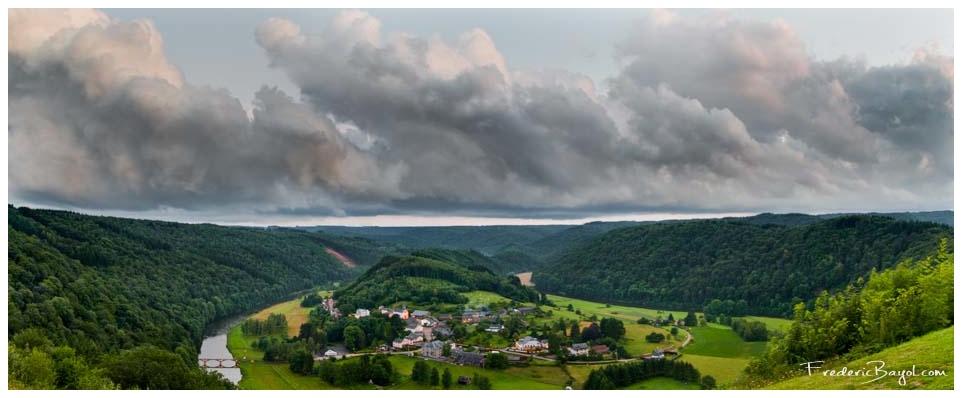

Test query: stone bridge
[198,358,238,368]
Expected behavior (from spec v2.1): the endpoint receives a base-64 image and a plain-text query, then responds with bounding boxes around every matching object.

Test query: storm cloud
[7,9,953,218]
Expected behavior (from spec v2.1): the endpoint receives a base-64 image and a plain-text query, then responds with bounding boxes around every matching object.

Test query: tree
[344,325,366,352]
[667,313,675,324]
[670,327,679,336]
[411,360,429,384]
[485,352,509,370]
[581,323,602,342]
[600,318,626,340]
[701,375,717,389]
[645,332,665,343]
[684,311,698,327]
[474,373,492,390]
[570,321,580,341]
[441,368,452,389]
[547,333,563,355]
[430,367,440,387]
[288,349,314,376]
[441,343,452,358]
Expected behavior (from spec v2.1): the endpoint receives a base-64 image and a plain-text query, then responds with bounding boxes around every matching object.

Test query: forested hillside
[333,249,539,312]
[533,216,952,317]
[7,206,355,389]
[743,243,953,388]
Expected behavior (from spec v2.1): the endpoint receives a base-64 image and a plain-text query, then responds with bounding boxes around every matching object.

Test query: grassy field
[463,290,534,307]
[228,325,331,389]
[683,323,767,358]
[742,315,793,332]
[544,294,690,325]
[250,293,329,337]
[627,376,701,390]
[564,363,608,388]
[679,354,750,385]
[621,323,683,355]
[387,356,570,390]
[767,326,954,390]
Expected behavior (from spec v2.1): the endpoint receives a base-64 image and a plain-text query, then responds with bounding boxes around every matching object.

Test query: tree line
[535,216,951,317]
[583,359,713,389]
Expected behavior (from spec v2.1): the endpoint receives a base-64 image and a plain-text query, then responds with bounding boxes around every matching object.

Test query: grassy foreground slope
[766,326,953,390]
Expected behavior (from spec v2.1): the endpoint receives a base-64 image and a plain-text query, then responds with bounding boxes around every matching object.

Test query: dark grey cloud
[8,9,390,213]
[7,9,953,219]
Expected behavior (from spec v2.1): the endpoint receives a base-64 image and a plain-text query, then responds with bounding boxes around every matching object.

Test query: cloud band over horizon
[7,9,954,220]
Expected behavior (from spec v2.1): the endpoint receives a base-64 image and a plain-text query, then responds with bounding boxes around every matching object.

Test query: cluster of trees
[703,298,749,322]
[645,332,666,343]
[535,216,951,317]
[300,293,326,308]
[251,335,322,364]
[8,206,355,389]
[8,336,235,390]
[333,252,539,311]
[730,319,769,342]
[321,312,406,352]
[583,359,708,389]
[411,360,468,389]
[743,241,953,384]
[317,354,397,387]
[240,314,288,336]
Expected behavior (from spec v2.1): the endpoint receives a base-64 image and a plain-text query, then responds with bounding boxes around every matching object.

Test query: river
[199,316,245,384]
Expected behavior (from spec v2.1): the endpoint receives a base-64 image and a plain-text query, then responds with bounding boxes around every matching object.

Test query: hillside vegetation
[7,206,355,389]
[739,242,953,388]
[333,249,539,311]
[765,326,953,390]
[534,216,952,316]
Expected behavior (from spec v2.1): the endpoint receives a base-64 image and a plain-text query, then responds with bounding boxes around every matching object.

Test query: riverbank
[225,295,333,389]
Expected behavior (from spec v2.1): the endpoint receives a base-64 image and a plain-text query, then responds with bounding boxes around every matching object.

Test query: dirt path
[324,247,356,268]
[516,272,535,287]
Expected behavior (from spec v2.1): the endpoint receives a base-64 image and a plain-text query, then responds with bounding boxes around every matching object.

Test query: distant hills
[532,215,952,317]
[302,211,951,273]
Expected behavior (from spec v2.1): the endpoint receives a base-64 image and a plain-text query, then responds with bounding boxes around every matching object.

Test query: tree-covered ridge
[333,250,539,311]
[305,225,570,255]
[7,206,355,388]
[741,241,953,387]
[533,215,952,317]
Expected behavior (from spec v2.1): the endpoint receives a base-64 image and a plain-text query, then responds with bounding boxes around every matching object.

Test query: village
[317,296,687,368]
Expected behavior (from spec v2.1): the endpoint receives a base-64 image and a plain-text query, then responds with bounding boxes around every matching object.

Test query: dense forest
[7,206,355,389]
[740,241,953,387]
[332,249,540,312]
[534,216,952,317]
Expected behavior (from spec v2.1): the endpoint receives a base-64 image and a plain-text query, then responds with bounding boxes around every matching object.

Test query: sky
[5,4,957,226]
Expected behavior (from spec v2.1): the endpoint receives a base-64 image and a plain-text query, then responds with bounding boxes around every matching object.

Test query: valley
[7,206,953,390]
